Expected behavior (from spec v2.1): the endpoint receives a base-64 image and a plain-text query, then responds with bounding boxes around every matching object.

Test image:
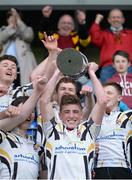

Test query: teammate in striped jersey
[93,82,132,179]
[0,76,47,179]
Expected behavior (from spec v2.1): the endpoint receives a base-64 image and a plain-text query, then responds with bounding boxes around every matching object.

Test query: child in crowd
[108,50,132,110]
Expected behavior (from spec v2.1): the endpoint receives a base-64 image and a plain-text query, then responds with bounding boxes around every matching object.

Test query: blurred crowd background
[0,8,132,63]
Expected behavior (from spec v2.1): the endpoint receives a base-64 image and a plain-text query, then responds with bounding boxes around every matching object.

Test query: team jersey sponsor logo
[96,130,124,141]
[55,143,87,154]
[14,153,39,164]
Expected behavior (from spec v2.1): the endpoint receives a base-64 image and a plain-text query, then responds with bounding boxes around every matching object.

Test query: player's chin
[67,123,77,130]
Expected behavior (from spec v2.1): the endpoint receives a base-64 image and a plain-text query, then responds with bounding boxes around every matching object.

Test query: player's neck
[0,80,11,89]
[106,106,119,114]
[13,128,27,139]
[119,71,127,76]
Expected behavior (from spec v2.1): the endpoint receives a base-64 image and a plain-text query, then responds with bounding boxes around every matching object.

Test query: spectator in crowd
[0,8,37,86]
[108,50,132,109]
[90,8,132,83]
[93,82,132,179]
[41,61,107,179]
[0,76,47,179]
[37,5,58,57]
[39,10,90,51]
[38,5,57,38]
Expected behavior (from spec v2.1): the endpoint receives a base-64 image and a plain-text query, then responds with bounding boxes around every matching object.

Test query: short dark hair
[0,55,17,65]
[60,94,82,112]
[55,76,78,94]
[112,50,129,62]
[103,82,122,95]
[11,96,29,107]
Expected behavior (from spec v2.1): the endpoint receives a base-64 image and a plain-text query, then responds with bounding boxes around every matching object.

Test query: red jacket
[90,23,132,67]
[108,73,132,109]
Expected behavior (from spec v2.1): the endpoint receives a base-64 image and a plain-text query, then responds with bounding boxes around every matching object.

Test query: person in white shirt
[41,62,107,179]
[93,82,132,179]
[0,76,47,179]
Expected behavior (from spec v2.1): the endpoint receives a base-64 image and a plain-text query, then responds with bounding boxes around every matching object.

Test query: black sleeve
[78,23,89,39]
[38,15,57,35]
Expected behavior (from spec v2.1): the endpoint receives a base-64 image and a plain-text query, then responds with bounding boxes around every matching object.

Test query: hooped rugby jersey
[0,129,44,179]
[95,109,132,168]
[43,118,101,179]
